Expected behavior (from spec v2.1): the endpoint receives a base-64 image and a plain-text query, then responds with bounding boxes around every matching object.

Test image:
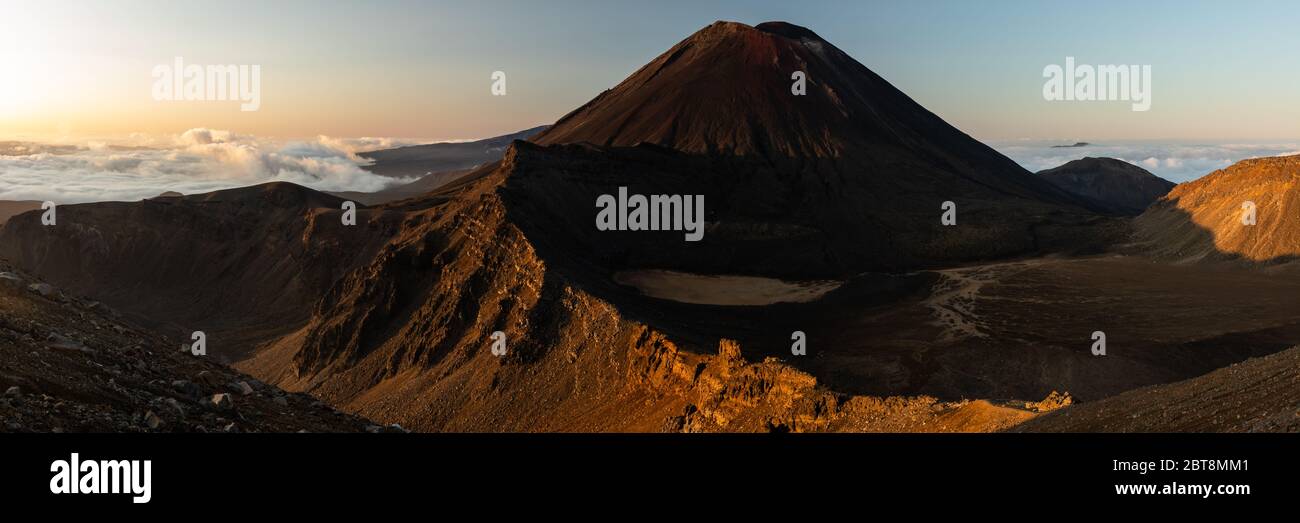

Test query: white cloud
[991,141,1300,183]
[0,129,421,203]
[315,136,424,157]
[176,128,240,146]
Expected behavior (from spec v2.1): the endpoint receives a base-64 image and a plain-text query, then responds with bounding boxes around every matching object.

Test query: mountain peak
[536,19,1002,165]
[753,21,823,40]
[535,19,860,157]
[693,20,824,42]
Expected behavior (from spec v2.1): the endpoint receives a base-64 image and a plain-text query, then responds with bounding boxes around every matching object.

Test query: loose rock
[143,410,163,429]
[209,393,234,411]
[26,283,55,297]
[230,381,254,396]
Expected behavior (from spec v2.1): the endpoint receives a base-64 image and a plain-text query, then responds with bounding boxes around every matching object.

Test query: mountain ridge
[1135,154,1300,263]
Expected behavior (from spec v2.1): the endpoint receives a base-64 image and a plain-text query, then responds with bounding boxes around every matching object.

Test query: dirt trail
[923,259,1054,342]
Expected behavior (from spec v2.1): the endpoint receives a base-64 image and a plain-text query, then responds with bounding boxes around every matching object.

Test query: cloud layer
[8,135,1298,204]
[992,141,1300,183]
[0,130,422,204]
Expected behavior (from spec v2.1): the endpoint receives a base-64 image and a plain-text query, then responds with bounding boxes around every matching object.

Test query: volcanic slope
[534,21,1116,276]
[1135,155,1300,263]
[1016,345,1300,432]
[0,260,376,433]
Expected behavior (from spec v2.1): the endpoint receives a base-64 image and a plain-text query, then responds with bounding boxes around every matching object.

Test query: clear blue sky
[4,0,1299,141]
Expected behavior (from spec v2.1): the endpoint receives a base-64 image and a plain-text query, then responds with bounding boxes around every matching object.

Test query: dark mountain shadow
[496,140,1124,280]
[497,147,1300,403]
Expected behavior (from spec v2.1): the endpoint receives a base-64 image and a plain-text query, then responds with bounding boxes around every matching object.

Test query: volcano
[541,21,1041,166]
[532,21,1110,276]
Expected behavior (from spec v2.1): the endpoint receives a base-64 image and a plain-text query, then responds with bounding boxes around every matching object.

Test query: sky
[3,0,1300,202]
[3,0,1300,142]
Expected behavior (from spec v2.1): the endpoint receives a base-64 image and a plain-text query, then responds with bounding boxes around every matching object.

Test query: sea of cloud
[992,141,1300,183]
[6,135,1299,204]
[0,129,424,204]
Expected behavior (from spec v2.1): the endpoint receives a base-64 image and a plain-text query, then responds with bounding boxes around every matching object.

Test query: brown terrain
[1135,155,1300,262]
[1,21,1297,433]
[1037,157,1176,215]
[0,259,381,433]
[1017,346,1300,432]
[0,183,401,364]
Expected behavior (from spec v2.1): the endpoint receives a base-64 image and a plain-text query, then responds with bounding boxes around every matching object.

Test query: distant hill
[333,126,548,205]
[358,125,548,179]
[1037,157,1175,215]
[0,201,42,225]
